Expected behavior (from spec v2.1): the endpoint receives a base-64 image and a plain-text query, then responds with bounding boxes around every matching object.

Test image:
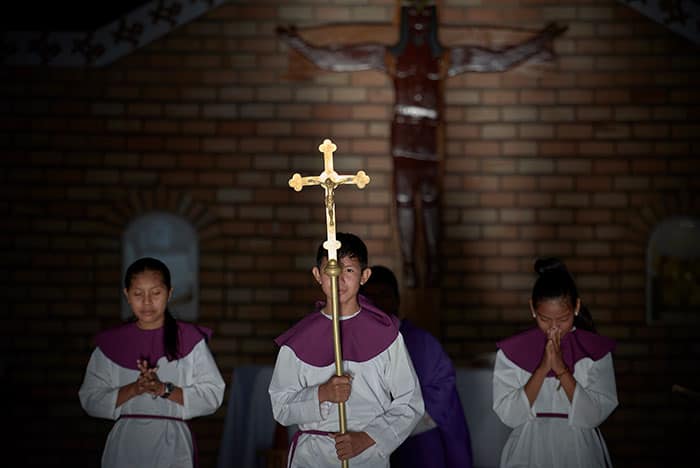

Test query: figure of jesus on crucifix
[277,1,567,288]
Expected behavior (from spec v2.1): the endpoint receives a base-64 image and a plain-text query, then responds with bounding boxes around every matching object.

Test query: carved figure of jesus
[278,2,566,288]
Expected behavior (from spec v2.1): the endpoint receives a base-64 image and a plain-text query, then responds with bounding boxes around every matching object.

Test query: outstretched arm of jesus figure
[276,25,388,73]
[447,22,568,76]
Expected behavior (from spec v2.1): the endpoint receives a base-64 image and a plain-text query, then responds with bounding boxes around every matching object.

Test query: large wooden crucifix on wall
[277,0,566,289]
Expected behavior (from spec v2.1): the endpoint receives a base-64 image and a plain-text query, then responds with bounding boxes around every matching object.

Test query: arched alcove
[646,216,700,323]
[121,211,199,321]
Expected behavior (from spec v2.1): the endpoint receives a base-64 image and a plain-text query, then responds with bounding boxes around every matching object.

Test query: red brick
[2,6,700,468]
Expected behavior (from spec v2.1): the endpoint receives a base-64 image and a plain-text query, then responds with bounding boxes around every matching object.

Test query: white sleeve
[268,346,325,426]
[78,348,120,420]
[569,352,618,428]
[492,349,535,428]
[362,335,425,458]
[181,340,226,420]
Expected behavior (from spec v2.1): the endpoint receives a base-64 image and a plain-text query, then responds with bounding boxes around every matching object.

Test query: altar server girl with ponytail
[79,257,225,468]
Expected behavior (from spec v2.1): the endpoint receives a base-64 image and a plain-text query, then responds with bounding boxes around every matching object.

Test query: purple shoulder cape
[95,321,213,370]
[274,295,400,367]
[497,327,615,376]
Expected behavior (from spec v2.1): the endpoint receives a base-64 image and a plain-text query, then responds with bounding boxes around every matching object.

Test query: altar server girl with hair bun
[493,257,618,468]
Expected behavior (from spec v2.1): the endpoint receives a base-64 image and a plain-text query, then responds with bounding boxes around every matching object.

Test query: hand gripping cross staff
[289,138,370,468]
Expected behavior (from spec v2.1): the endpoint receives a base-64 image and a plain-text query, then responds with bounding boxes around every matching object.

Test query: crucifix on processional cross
[288,139,370,468]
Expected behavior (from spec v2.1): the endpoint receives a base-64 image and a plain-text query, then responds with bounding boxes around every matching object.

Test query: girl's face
[531,297,580,336]
[313,255,371,315]
[124,270,173,330]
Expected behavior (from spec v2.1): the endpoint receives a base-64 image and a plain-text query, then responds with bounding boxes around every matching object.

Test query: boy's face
[313,255,371,312]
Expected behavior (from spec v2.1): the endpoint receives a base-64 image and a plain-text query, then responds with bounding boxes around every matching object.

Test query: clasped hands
[318,374,376,461]
[538,327,568,376]
[135,359,166,399]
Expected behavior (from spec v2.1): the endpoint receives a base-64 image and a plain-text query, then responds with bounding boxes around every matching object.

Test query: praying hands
[136,359,167,398]
[542,328,568,376]
[115,359,166,407]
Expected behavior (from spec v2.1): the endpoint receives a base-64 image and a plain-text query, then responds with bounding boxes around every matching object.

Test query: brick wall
[2,1,699,466]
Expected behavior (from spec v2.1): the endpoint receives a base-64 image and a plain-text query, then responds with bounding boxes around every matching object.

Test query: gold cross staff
[288,138,370,468]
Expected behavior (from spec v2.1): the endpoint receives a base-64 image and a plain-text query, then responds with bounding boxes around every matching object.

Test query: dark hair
[361,265,400,316]
[531,257,596,333]
[315,232,368,270]
[124,257,180,360]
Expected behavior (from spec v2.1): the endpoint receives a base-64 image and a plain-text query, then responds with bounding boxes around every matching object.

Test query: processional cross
[288,138,370,467]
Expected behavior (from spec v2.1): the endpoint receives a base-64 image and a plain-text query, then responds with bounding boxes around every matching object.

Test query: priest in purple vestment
[361,265,473,468]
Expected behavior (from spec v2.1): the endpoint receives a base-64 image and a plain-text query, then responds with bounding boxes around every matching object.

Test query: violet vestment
[390,319,473,468]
